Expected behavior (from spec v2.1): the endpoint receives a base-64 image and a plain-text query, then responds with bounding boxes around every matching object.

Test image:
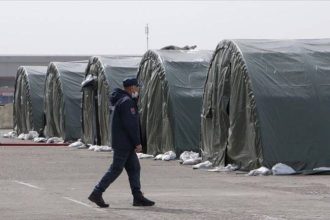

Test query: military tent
[137,49,212,155]
[13,66,47,135]
[82,56,141,146]
[44,61,87,141]
[201,39,330,171]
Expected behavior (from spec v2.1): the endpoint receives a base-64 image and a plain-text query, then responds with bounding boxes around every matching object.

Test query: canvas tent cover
[44,61,87,141]
[202,39,330,171]
[137,49,212,155]
[82,56,141,146]
[14,66,47,134]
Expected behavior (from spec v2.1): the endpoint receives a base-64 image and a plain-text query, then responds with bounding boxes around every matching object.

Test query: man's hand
[135,144,142,153]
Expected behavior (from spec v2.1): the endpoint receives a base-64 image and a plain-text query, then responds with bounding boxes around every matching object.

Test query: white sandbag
[248,166,271,176]
[3,131,17,138]
[154,151,177,161]
[46,137,64,144]
[154,154,164,160]
[192,161,213,169]
[137,153,154,159]
[17,133,26,140]
[18,131,39,140]
[271,163,296,175]
[88,145,112,152]
[23,134,31,140]
[180,151,199,162]
[88,145,97,151]
[94,146,112,152]
[77,144,88,149]
[69,139,85,148]
[162,151,176,161]
[313,167,330,171]
[208,164,239,172]
[182,158,202,165]
[27,131,39,140]
[33,137,47,143]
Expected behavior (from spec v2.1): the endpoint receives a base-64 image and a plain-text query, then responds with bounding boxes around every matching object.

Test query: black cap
[123,78,139,88]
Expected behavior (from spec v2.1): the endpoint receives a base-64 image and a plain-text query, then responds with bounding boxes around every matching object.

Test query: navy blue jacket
[110,88,141,151]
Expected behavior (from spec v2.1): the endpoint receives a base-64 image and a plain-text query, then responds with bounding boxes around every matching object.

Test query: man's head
[123,78,140,98]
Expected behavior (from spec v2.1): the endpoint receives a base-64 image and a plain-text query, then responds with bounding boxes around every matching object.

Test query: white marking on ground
[62,197,107,213]
[13,180,106,213]
[262,216,287,220]
[253,214,287,220]
[13,180,43,190]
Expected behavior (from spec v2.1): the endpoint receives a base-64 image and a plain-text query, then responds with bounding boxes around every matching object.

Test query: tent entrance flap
[82,87,100,145]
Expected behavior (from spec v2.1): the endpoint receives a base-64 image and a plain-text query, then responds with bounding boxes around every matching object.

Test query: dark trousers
[94,149,142,197]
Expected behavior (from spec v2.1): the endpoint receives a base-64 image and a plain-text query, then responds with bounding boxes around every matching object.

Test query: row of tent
[13,39,330,171]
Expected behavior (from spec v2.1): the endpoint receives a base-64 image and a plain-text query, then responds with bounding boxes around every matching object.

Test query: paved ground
[1,139,330,219]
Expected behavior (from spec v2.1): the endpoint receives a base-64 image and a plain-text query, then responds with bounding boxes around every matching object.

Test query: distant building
[0,55,91,104]
[0,76,15,105]
[0,55,91,77]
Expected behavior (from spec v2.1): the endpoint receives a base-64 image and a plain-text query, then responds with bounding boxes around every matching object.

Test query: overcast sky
[0,1,330,55]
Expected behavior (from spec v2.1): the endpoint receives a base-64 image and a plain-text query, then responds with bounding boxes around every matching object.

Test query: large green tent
[201,39,330,171]
[82,56,141,146]
[137,49,212,155]
[44,61,87,141]
[13,66,47,135]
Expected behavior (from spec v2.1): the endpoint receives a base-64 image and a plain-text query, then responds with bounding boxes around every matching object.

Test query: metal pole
[145,24,149,51]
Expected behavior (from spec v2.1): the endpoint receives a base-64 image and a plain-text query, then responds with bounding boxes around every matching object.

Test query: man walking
[88,78,155,208]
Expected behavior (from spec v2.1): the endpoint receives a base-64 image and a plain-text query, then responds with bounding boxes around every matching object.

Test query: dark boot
[88,191,109,208]
[133,194,155,207]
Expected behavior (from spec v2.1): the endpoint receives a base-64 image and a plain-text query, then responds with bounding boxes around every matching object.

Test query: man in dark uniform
[88,78,155,208]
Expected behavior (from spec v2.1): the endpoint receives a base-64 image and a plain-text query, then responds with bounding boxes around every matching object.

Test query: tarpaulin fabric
[13,66,47,135]
[82,56,141,146]
[201,39,330,171]
[137,50,212,155]
[44,61,87,141]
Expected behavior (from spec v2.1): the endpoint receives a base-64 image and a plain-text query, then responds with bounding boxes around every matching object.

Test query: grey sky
[0,1,330,55]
